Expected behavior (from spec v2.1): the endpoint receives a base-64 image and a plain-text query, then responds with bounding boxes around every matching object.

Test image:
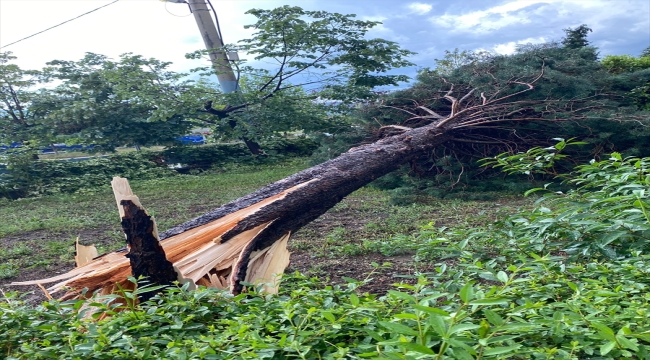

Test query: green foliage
[601,54,650,74]
[210,78,346,142]
[0,138,317,199]
[35,53,205,151]
[0,52,46,145]
[479,138,586,178]
[325,36,650,197]
[3,253,650,358]
[162,138,318,170]
[480,149,650,259]
[0,151,175,198]
[231,6,414,94]
[188,5,414,148]
[604,51,650,110]
[630,82,650,110]
[431,48,492,76]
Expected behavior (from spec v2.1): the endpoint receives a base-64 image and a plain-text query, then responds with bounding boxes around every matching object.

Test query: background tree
[319,36,650,195]
[0,52,47,146]
[562,24,593,49]
[601,48,650,110]
[429,48,492,76]
[37,53,208,151]
[188,6,414,153]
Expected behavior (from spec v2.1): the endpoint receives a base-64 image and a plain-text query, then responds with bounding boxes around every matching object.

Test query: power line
[0,0,121,49]
[164,0,192,17]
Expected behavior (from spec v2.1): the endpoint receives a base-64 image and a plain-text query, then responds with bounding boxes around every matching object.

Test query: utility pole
[167,0,262,154]
[186,0,238,93]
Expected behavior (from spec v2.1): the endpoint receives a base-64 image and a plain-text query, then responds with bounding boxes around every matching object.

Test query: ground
[0,160,531,303]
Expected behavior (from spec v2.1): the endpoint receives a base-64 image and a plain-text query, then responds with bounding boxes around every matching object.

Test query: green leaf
[398,342,435,355]
[378,321,419,336]
[482,309,505,326]
[600,341,616,355]
[388,290,416,303]
[321,310,335,322]
[592,322,617,342]
[427,315,447,337]
[350,293,360,306]
[412,304,449,316]
[616,335,639,351]
[394,313,419,320]
[459,282,474,303]
[449,323,481,335]
[483,345,521,356]
[470,298,511,306]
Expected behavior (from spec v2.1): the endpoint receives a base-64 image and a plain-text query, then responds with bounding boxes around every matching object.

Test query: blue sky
[1,0,648,84]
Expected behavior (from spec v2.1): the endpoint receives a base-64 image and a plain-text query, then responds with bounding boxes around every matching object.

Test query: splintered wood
[12,176,296,299]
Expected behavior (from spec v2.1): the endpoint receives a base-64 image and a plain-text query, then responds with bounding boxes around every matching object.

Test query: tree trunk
[227,118,262,155]
[14,124,449,298]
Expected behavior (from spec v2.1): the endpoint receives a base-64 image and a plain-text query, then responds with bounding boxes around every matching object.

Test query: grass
[0,159,311,277]
[289,187,529,259]
[0,157,532,282]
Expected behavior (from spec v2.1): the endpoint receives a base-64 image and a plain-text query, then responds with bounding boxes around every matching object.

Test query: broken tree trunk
[13,125,449,299]
[112,177,179,302]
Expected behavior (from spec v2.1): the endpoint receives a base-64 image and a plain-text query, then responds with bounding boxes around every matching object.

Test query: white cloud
[429,0,645,35]
[407,3,433,15]
[430,0,545,33]
[492,36,547,54]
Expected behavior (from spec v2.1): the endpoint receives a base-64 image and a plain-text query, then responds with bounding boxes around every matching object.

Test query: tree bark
[120,199,178,301]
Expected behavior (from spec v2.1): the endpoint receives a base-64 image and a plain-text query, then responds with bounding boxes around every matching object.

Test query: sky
[1,0,649,84]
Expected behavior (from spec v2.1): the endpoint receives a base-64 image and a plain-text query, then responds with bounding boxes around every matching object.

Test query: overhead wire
[164,0,192,17]
[1,0,121,49]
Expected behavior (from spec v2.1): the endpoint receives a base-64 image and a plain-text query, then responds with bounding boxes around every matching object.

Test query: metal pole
[187,0,238,93]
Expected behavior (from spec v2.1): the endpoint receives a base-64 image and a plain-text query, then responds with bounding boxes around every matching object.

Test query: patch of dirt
[287,252,434,294]
[1,265,74,304]
[0,228,121,304]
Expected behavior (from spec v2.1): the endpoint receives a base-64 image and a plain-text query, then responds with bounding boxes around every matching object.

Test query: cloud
[492,36,547,54]
[407,3,433,15]
[430,1,545,33]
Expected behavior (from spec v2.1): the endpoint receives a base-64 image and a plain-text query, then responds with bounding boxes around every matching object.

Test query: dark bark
[120,200,177,301]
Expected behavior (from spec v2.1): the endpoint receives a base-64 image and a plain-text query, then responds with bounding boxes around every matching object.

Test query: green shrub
[162,137,318,170]
[0,151,175,198]
[2,252,650,359]
[0,138,318,199]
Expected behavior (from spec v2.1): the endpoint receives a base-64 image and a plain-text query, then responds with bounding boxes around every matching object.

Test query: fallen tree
[13,63,604,300]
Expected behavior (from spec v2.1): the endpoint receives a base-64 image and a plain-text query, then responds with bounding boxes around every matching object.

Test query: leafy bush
[482,145,650,259]
[0,151,175,198]
[2,252,650,359]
